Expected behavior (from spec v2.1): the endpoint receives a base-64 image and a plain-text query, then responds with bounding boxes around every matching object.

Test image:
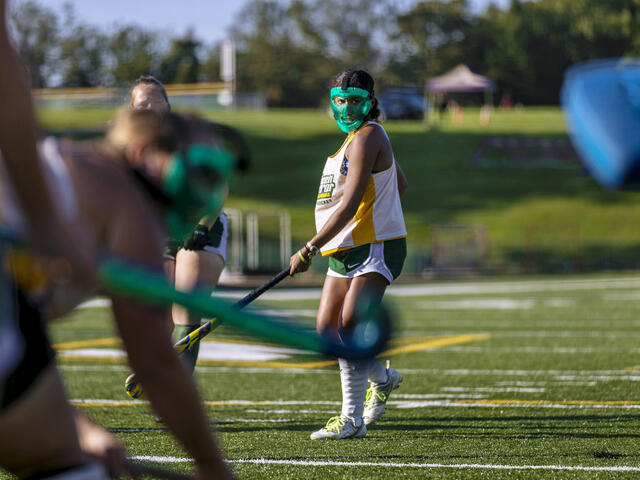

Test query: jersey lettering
[317,174,336,200]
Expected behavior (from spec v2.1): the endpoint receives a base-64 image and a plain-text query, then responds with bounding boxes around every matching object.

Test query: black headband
[340,74,374,97]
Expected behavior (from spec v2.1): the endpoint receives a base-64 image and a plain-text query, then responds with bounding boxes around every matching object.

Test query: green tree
[199,43,221,82]
[159,31,201,84]
[59,24,106,87]
[491,0,637,104]
[385,0,474,84]
[10,0,59,88]
[108,25,158,85]
[230,0,395,107]
[231,0,327,106]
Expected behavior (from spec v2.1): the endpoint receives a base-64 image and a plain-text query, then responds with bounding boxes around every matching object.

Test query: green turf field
[36,107,640,273]
[5,273,639,479]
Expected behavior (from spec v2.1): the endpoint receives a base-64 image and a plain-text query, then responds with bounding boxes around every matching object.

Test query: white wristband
[305,242,319,257]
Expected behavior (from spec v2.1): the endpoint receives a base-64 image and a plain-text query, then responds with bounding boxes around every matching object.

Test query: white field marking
[399,368,638,376]
[71,399,148,406]
[60,348,126,359]
[215,277,640,300]
[387,277,640,297]
[495,380,597,387]
[58,342,310,363]
[211,418,291,423]
[193,366,335,375]
[252,308,316,318]
[418,299,535,310]
[485,331,640,338]
[111,428,162,433]
[406,330,640,338]
[72,276,640,311]
[72,398,640,410]
[437,346,604,354]
[603,292,640,301]
[495,381,546,386]
[544,298,575,307]
[552,375,640,381]
[59,364,636,379]
[59,364,323,374]
[556,382,598,386]
[417,298,575,310]
[59,365,129,372]
[130,456,640,472]
[196,342,308,361]
[76,297,111,308]
[70,399,341,407]
[394,394,488,399]
[391,400,640,410]
[441,387,546,393]
[59,365,335,375]
[246,409,334,414]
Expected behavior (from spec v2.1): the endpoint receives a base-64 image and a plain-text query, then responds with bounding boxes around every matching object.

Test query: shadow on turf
[211,422,318,434]
[369,413,640,440]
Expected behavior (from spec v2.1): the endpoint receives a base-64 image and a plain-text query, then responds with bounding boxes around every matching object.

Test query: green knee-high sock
[172,323,201,375]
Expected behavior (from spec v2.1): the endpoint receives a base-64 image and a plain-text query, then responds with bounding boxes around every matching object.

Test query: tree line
[12,0,640,106]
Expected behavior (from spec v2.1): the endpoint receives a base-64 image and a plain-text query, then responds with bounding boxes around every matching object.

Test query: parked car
[378,88,428,120]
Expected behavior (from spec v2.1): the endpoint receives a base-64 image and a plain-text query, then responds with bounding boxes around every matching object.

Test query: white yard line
[441,386,546,393]
[59,365,640,379]
[73,276,640,311]
[392,400,640,409]
[71,398,640,410]
[409,330,640,338]
[131,456,640,472]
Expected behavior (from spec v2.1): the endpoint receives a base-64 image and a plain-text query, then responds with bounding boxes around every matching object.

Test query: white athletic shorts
[203,212,229,263]
[326,238,406,284]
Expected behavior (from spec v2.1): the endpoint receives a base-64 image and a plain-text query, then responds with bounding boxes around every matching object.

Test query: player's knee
[316,310,334,335]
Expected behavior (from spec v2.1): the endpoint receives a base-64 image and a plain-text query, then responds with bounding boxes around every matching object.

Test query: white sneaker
[310,416,366,440]
[363,367,403,426]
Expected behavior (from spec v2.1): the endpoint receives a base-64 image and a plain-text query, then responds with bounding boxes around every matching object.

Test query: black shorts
[0,284,54,412]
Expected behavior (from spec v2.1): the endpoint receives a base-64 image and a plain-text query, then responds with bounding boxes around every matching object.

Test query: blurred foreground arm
[74,410,128,478]
[0,1,93,282]
[108,207,234,480]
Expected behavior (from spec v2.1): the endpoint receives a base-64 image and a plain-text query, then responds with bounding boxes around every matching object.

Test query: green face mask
[330,87,373,133]
[163,144,234,240]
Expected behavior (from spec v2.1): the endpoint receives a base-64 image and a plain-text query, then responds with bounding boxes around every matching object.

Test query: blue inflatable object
[561,58,640,189]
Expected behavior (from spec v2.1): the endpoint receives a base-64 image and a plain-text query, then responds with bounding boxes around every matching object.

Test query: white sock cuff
[369,359,388,384]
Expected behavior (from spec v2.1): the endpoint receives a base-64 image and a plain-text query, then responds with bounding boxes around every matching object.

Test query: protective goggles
[163,144,234,240]
[330,87,373,133]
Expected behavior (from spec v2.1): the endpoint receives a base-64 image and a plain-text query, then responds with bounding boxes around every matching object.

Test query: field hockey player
[289,69,408,440]
[130,75,233,378]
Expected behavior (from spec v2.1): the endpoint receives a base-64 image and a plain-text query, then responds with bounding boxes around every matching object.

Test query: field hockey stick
[173,266,290,355]
[100,257,390,359]
[126,460,193,480]
[123,267,290,398]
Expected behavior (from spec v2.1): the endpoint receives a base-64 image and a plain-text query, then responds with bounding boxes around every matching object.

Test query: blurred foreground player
[0,1,125,477]
[0,6,235,477]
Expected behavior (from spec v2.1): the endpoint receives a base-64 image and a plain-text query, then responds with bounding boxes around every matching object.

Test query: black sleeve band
[0,285,54,411]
